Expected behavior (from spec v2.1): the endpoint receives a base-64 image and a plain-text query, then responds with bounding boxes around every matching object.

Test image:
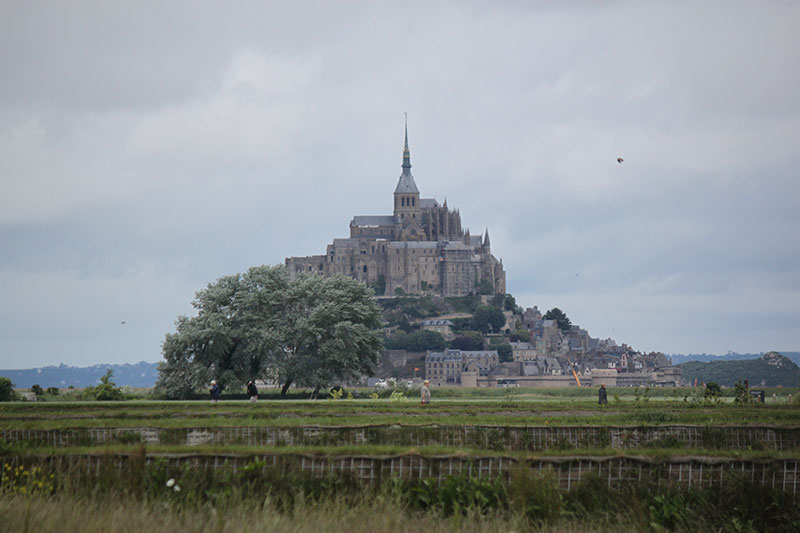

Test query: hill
[677,351,800,388]
[669,351,800,367]
[0,361,159,389]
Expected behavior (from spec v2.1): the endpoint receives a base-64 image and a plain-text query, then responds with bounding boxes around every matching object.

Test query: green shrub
[508,467,564,525]
[82,369,124,401]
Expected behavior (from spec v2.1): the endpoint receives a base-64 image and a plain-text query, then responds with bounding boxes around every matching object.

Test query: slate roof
[420,198,439,208]
[351,215,396,227]
[421,319,454,326]
[394,169,419,194]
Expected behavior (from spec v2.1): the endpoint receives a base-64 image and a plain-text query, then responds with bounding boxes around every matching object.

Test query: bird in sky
[617,157,624,164]
[121,321,126,325]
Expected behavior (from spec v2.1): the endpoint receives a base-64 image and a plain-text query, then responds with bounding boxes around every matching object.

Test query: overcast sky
[1,1,799,369]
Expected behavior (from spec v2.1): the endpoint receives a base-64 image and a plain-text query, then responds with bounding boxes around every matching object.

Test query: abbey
[285,124,506,297]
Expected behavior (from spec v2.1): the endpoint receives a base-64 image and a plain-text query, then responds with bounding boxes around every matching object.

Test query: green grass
[5,443,799,461]
[3,398,800,430]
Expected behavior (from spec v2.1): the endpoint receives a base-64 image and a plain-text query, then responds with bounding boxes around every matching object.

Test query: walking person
[210,380,221,405]
[247,380,258,403]
[598,383,608,405]
[420,380,431,405]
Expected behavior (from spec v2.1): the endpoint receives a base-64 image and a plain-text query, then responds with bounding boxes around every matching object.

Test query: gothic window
[363,265,367,273]
[412,197,415,206]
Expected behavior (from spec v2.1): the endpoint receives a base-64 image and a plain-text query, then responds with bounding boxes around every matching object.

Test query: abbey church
[285,124,506,297]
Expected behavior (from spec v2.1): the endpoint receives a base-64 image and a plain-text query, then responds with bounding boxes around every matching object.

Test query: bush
[703,382,721,400]
[83,369,124,401]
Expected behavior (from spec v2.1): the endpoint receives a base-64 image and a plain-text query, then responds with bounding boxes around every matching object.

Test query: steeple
[394,115,419,195]
[402,114,412,170]
[483,228,491,249]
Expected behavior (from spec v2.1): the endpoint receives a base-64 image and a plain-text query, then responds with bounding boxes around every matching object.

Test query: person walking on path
[247,380,258,403]
[210,380,221,404]
[420,380,431,405]
[598,383,608,405]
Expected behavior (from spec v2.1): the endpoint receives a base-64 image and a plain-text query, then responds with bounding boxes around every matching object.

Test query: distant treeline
[0,361,159,389]
[669,352,800,366]
[678,352,800,388]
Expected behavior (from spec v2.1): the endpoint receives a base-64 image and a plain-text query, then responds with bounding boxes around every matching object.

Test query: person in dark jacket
[598,384,608,405]
[210,380,221,404]
[247,380,258,403]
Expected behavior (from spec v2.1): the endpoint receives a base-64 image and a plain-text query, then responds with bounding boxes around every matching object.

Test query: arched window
[363,265,367,273]
[412,197,415,206]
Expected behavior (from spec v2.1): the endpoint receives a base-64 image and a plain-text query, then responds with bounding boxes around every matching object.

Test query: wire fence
[2,453,798,494]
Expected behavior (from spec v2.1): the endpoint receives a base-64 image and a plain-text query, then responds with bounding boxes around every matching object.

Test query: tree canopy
[544,307,572,333]
[156,266,383,398]
[473,305,506,333]
[0,377,14,402]
[384,330,446,352]
[450,332,485,351]
[496,343,513,363]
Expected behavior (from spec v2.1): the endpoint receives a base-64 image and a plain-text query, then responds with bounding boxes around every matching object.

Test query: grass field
[2,387,800,531]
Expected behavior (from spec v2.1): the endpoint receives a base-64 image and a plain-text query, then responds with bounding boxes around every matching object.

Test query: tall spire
[402,112,412,170]
[394,113,419,194]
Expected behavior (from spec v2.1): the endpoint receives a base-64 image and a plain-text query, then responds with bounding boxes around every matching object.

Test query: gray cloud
[1,1,799,367]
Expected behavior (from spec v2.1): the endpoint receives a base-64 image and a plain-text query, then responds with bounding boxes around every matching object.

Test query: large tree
[156,266,383,399]
[278,273,383,396]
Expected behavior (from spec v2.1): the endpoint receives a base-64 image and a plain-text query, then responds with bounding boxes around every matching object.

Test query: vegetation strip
[4,424,800,451]
[3,452,800,493]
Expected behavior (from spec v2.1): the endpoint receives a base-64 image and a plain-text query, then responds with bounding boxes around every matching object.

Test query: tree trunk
[281,379,293,398]
[311,385,320,400]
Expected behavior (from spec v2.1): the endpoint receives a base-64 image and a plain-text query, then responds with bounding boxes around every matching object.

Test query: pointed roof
[394,116,419,194]
[483,228,490,247]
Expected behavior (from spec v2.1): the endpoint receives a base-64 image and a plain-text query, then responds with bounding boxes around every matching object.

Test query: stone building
[425,349,499,386]
[285,123,506,296]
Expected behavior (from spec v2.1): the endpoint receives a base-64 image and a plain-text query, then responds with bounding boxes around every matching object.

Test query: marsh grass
[2,464,799,532]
